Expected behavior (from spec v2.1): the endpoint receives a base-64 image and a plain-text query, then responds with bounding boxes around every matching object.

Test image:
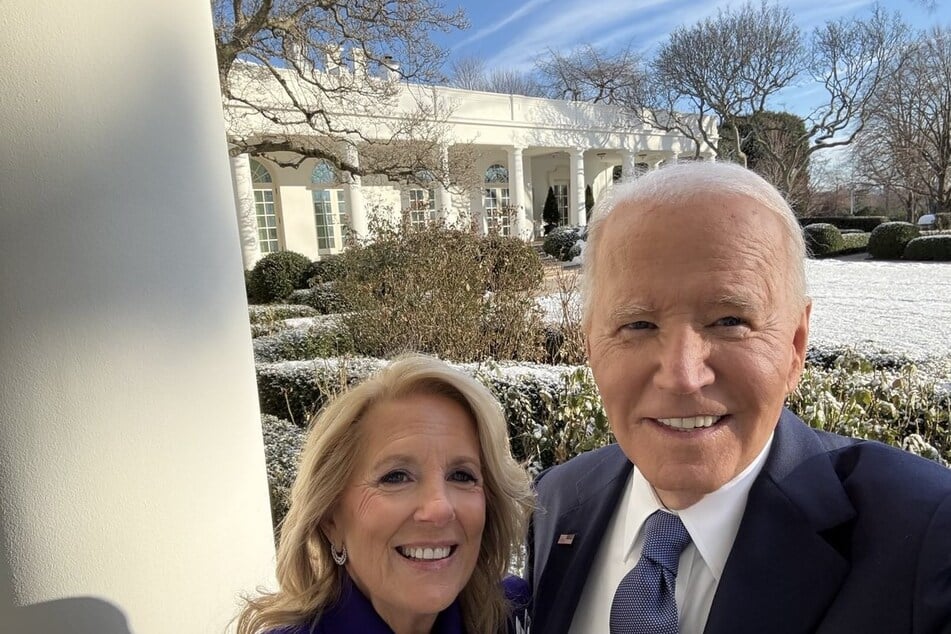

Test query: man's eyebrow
[609,303,654,321]
[711,294,758,309]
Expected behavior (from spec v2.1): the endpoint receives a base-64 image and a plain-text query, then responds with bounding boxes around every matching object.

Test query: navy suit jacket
[528,409,951,633]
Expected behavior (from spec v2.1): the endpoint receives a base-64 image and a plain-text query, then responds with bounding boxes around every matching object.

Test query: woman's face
[325,392,486,633]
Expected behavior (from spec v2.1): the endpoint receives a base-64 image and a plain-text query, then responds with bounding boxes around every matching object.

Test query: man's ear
[786,300,812,394]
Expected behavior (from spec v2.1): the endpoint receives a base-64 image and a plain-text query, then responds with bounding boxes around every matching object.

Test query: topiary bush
[804,223,845,257]
[868,222,920,260]
[840,232,870,253]
[305,256,346,286]
[903,235,951,261]
[247,251,313,303]
[542,226,582,261]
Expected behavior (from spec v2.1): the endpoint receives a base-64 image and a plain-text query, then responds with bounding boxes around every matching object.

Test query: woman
[237,355,535,634]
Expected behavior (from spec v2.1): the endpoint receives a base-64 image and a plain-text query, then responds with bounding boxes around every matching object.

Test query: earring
[331,544,347,566]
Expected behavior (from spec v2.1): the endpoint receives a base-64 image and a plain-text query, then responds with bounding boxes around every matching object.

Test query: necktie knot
[641,510,691,574]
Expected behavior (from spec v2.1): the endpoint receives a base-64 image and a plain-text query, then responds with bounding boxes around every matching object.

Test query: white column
[436,144,452,224]
[620,149,637,184]
[569,148,587,226]
[669,152,680,164]
[507,146,529,240]
[0,3,275,634]
[345,142,367,241]
[230,153,261,269]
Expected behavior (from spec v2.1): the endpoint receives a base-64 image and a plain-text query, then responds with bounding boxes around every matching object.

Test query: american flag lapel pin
[557,533,576,545]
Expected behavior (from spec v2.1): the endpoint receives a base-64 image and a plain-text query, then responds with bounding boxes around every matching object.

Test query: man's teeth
[656,415,720,431]
[398,546,452,561]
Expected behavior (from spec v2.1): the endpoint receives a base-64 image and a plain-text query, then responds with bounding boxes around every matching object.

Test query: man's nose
[654,328,714,394]
[414,481,456,525]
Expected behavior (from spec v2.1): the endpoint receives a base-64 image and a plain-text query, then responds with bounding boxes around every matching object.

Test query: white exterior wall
[0,2,275,633]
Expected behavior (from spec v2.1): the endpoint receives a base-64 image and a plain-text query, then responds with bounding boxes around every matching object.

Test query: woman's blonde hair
[236,355,535,633]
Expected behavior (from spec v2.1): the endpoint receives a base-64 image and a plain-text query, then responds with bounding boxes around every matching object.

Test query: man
[528,162,951,634]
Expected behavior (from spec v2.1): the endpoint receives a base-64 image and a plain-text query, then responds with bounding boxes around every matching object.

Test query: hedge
[797,216,886,232]
[868,222,920,260]
[259,349,951,529]
[803,223,844,257]
[903,235,951,261]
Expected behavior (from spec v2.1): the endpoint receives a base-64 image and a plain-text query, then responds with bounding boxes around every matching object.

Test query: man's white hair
[581,161,807,325]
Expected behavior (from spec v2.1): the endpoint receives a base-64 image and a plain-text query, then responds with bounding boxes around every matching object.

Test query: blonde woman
[237,355,534,634]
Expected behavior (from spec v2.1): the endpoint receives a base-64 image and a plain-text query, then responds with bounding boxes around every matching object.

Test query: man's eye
[623,321,655,330]
[379,470,410,485]
[449,470,479,484]
[715,316,746,327]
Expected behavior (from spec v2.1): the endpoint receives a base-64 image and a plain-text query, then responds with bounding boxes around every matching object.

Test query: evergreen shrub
[247,251,313,303]
[542,226,582,261]
[935,213,951,230]
[903,235,951,261]
[840,232,870,253]
[868,222,920,260]
[804,223,845,257]
[542,187,560,230]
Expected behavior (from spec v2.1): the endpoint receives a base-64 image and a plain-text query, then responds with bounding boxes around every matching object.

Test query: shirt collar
[624,432,774,581]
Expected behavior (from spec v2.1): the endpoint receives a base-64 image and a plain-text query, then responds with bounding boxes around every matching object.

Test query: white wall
[0,2,276,633]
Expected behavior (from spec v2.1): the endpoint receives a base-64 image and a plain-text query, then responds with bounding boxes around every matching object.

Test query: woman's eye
[449,470,478,484]
[379,470,410,485]
[715,316,746,327]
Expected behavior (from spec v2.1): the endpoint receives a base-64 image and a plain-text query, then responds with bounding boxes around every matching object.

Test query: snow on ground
[538,259,951,363]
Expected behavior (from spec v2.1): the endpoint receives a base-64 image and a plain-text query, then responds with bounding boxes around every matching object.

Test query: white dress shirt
[567,434,774,634]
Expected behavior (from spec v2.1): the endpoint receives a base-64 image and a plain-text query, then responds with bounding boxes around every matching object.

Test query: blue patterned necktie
[610,510,692,634]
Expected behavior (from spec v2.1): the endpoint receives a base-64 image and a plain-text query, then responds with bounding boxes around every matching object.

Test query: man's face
[585,194,810,509]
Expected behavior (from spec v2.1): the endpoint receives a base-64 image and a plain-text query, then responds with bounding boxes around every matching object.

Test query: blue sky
[435,0,947,115]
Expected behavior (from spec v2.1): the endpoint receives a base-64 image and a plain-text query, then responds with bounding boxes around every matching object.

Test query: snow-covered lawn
[539,259,951,363]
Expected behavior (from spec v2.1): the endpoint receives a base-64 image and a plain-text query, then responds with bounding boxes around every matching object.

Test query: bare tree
[213,0,469,181]
[446,56,546,96]
[535,44,646,104]
[854,26,951,217]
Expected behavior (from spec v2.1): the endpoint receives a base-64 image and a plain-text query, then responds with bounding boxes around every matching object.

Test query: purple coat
[273,574,530,634]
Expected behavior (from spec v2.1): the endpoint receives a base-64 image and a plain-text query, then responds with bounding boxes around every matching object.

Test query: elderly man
[528,162,951,634]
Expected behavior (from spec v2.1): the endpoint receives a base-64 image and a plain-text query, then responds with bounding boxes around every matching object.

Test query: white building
[228,67,717,268]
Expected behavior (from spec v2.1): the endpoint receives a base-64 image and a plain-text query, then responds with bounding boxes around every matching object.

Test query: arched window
[483,163,511,236]
[249,158,279,254]
[310,160,347,252]
[310,160,338,185]
[250,158,273,184]
[485,163,509,184]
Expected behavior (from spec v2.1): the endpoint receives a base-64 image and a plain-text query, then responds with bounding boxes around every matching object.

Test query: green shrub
[542,187,560,228]
[261,413,305,532]
[868,222,920,260]
[903,235,951,261]
[335,223,546,362]
[797,216,886,232]
[804,223,845,257]
[247,251,313,303]
[935,213,951,230]
[840,232,870,253]
[254,320,355,363]
[543,226,582,261]
[287,284,350,314]
[305,256,346,286]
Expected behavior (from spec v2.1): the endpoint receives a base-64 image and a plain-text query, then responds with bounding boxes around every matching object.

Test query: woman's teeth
[656,415,721,431]
[398,546,452,560]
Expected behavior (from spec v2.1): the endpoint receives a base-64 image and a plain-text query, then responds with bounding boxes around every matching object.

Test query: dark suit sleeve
[915,492,951,633]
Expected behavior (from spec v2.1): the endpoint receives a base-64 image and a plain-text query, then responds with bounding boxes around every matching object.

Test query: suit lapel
[704,410,856,634]
[533,446,632,634]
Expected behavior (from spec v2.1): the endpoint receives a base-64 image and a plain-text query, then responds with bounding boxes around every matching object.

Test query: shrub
[868,222,920,260]
[804,223,844,257]
[287,284,350,314]
[840,232,870,253]
[903,235,951,261]
[797,216,886,232]
[305,256,346,286]
[935,213,951,230]
[261,414,306,531]
[542,186,560,228]
[542,226,582,261]
[253,319,355,363]
[334,223,546,362]
[247,251,313,303]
